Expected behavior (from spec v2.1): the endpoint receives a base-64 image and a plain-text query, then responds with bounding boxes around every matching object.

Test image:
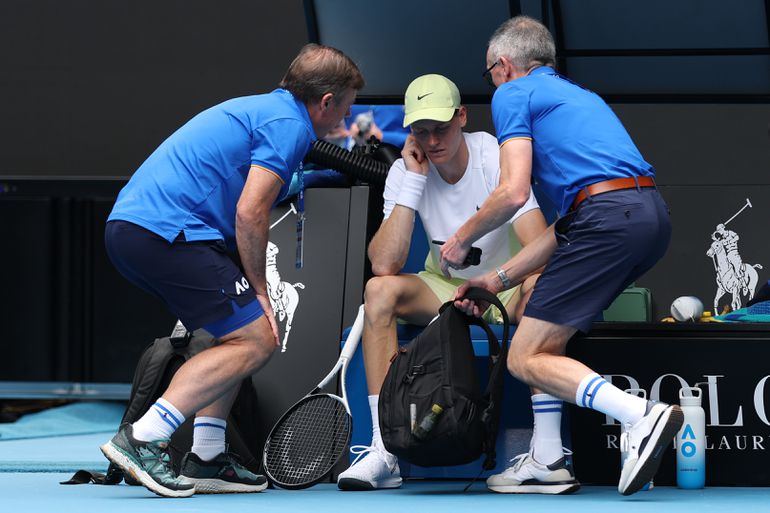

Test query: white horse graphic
[707,235,762,315]
[266,204,305,352]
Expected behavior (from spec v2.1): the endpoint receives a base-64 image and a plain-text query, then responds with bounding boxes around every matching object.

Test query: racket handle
[340,305,365,360]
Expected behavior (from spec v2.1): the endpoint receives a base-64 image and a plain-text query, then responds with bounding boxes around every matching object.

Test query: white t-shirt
[383,131,540,279]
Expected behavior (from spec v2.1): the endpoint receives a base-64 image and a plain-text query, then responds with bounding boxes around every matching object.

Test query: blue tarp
[0,402,124,441]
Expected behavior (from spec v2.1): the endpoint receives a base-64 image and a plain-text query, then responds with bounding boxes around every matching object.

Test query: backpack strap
[456,287,510,344]
[60,467,124,485]
[456,287,510,374]
[456,287,511,470]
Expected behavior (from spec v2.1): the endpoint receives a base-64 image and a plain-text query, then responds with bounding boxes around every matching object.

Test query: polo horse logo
[268,204,305,352]
[706,199,763,315]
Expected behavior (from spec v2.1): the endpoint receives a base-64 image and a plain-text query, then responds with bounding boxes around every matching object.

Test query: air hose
[304,138,400,187]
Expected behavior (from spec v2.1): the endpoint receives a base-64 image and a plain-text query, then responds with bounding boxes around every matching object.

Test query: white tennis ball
[671,296,704,322]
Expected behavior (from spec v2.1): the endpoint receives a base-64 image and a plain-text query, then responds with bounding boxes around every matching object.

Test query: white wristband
[395,171,427,211]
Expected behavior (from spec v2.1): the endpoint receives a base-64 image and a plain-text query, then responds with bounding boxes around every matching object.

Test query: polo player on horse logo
[266,203,305,352]
[706,199,763,315]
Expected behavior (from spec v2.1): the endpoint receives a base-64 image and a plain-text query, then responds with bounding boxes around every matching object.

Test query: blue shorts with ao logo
[104,220,263,337]
[524,187,671,333]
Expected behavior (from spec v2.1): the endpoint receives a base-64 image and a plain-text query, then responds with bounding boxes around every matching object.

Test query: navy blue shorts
[524,186,671,333]
[104,220,263,337]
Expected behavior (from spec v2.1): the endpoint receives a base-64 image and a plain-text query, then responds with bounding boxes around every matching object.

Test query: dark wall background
[0,0,308,176]
[1,2,769,383]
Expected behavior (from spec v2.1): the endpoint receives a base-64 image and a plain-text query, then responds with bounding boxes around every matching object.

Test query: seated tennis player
[101,44,364,498]
[336,74,577,493]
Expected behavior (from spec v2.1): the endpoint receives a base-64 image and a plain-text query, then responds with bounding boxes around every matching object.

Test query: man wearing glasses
[441,16,681,496]
[336,74,552,491]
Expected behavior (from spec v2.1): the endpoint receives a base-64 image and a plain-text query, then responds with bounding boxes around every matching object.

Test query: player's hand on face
[439,234,470,277]
[256,293,280,346]
[402,135,430,175]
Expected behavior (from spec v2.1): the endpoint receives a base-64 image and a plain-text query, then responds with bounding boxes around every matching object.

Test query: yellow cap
[403,74,461,128]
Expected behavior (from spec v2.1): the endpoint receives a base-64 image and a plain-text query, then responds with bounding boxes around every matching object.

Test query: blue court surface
[2,403,769,513]
[4,474,770,513]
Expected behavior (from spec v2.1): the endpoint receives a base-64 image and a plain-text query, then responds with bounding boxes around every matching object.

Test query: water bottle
[412,404,444,440]
[621,388,652,491]
[677,386,706,489]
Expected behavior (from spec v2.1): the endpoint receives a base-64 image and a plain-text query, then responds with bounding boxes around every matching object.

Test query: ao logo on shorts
[235,277,250,295]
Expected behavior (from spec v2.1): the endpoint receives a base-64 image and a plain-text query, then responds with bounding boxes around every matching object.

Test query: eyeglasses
[482,61,499,88]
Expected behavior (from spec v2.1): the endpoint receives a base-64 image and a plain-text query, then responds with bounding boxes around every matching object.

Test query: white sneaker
[486,450,580,495]
[618,401,683,495]
[337,444,402,491]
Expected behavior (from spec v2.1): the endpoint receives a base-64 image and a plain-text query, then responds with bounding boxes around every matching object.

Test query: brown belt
[571,176,656,211]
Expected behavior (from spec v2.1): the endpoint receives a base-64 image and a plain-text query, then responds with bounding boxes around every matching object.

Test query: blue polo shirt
[109,89,316,246]
[492,67,654,215]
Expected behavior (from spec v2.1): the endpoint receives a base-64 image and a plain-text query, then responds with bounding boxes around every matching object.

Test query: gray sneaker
[487,450,580,495]
[100,423,195,498]
[180,452,268,493]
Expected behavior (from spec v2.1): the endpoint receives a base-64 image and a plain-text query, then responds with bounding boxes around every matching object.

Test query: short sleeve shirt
[492,67,654,215]
[109,89,316,246]
[383,131,540,279]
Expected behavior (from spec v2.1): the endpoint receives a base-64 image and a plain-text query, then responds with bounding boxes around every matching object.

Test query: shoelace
[507,452,532,472]
[507,447,574,472]
[144,443,174,476]
[348,445,379,466]
[620,430,630,453]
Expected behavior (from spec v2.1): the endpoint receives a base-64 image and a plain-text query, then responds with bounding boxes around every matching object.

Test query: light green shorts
[415,270,518,324]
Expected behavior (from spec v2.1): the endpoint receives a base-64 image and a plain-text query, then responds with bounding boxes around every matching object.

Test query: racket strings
[265,395,351,487]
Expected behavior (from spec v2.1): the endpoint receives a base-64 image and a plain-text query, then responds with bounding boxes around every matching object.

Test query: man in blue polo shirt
[440,16,682,496]
[101,44,364,498]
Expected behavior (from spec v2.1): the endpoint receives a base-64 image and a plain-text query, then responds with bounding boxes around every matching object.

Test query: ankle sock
[192,416,227,461]
[132,398,185,442]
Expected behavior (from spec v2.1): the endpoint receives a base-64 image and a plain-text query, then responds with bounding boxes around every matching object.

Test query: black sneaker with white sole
[180,452,268,493]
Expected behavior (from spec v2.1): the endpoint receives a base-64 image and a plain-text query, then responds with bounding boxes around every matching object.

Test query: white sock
[530,394,564,465]
[368,395,397,464]
[192,416,227,461]
[575,373,647,425]
[369,394,386,450]
[132,397,185,442]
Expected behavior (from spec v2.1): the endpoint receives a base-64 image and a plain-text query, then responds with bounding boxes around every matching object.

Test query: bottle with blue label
[621,388,652,491]
[677,386,706,489]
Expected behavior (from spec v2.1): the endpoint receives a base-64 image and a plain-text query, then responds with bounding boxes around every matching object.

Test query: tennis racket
[262,304,364,489]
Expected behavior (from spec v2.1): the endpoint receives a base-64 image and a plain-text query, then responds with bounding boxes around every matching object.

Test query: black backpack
[63,329,262,485]
[379,287,509,470]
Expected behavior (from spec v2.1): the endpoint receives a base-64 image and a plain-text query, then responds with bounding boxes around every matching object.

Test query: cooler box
[602,285,652,322]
